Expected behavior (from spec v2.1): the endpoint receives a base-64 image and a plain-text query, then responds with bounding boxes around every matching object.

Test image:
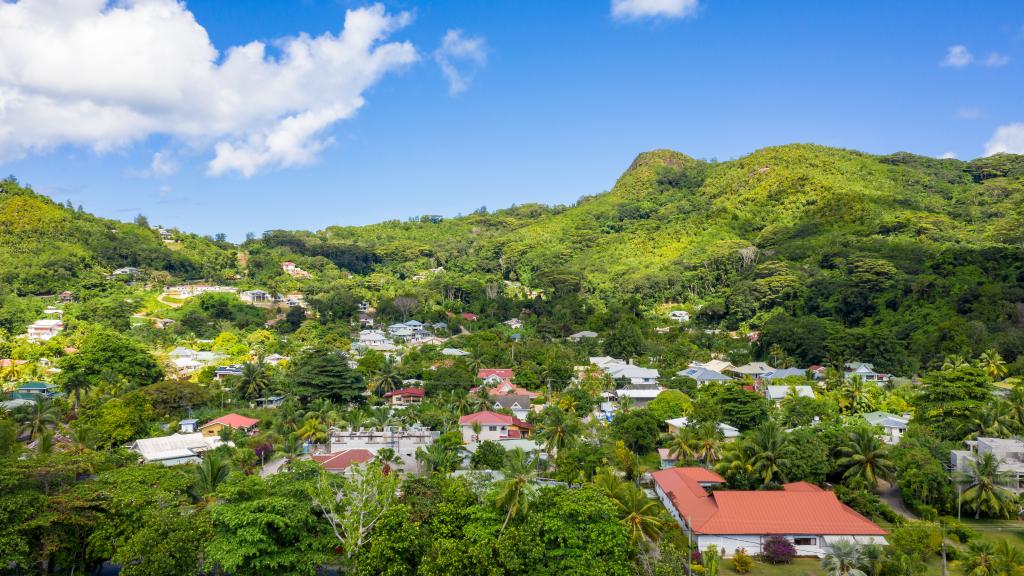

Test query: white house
[615,386,665,408]
[503,319,524,329]
[458,411,533,443]
[129,433,229,466]
[27,319,63,341]
[568,330,598,343]
[665,417,740,440]
[844,362,890,385]
[653,467,887,558]
[669,310,691,322]
[861,412,910,445]
[441,347,470,357]
[730,362,776,379]
[951,437,1024,493]
[492,395,533,420]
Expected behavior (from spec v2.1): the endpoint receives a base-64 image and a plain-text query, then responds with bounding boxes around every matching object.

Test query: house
[729,362,776,379]
[951,437,1024,492]
[169,346,198,359]
[765,385,815,403]
[503,319,524,329]
[129,433,227,466]
[677,366,733,386]
[669,310,691,322]
[359,330,391,347]
[388,324,415,337]
[478,368,515,385]
[214,365,243,380]
[59,290,74,302]
[861,412,910,444]
[13,382,59,399]
[179,419,199,433]
[696,359,736,374]
[110,266,139,277]
[492,395,533,420]
[441,347,470,357]
[763,368,810,381]
[460,312,479,321]
[808,365,827,379]
[658,448,681,468]
[264,354,290,366]
[239,289,271,304]
[255,395,287,408]
[171,357,202,375]
[589,356,660,386]
[665,417,741,440]
[281,261,311,278]
[311,449,375,473]
[358,312,375,326]
[653,467,887,558]
[471,380,539,398]
[844,362,890,385]
[0,398,35,410]
[27,319,63,342]
[382,387,425,407]
[613,385,663,408]
[568,331,598,343]
[459,411,534,443]
[200,413,259,437]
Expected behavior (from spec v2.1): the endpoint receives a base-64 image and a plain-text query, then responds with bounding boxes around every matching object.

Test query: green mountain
[4,144,1024,373]
[0,177,238,295]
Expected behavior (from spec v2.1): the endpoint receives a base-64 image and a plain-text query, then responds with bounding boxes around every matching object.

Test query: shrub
[732,548,753,573]
[761,536,796,564]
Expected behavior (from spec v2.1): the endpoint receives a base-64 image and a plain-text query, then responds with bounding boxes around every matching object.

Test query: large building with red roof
[458,411,533,443]
[652,467,887,558]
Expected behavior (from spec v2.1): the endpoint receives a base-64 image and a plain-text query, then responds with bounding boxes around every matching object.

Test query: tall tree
[837,426,894,489]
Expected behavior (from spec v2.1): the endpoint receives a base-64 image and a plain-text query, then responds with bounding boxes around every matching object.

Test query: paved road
[260,457,288,477]
[878,479,917,519]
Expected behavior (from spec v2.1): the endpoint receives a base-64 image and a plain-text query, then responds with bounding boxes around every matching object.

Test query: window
[793,537,816,546]
[488,426,497,431]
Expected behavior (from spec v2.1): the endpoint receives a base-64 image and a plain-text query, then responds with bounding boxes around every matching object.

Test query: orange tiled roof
[203,413,259,429]
[312,449,374,471]
[652,468,886,536]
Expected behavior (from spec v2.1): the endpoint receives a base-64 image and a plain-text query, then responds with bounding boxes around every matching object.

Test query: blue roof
[18,381,56,390]
[677,367,732,381]
[763,368,809,380]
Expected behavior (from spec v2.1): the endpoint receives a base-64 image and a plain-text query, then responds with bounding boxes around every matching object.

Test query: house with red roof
[469,369,540,399]
[652,467,886,558]
[458,411,533,443]
[200,413,260,437]
[460,312,479,321]
[382,387,425,407]
[311,449,375,473]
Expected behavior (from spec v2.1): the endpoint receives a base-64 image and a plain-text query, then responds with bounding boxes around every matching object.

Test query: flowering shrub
[761,536,796,564]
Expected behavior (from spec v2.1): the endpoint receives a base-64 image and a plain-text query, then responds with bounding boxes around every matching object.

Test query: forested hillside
[0,177,238,295]
[245,145,1024,374]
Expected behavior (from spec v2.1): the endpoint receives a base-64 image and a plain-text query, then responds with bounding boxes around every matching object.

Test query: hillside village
[2,147,1024,575]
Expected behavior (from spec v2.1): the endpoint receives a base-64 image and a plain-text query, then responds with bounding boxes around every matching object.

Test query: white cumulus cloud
[149,152,178,177]
[433,29,486,95]
[940,45,973,68]
[985,123,1024,156]
[0,0,419,176]
[983,52,1010,67]
[940,152,957,159]
[611,0,699,21]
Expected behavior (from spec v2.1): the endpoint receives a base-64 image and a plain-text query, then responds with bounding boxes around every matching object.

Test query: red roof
[458,410,534,429]
[478,368,514,380]
[461,312,479,320]
[0,359,27,367]
[382,387,425,398]
[312,449,374,471]
[203,413,259,430]
[469,380,539,399]
[652,468,886,536]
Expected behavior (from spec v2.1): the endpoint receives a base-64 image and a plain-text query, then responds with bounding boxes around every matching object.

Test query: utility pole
[940,521,948,576]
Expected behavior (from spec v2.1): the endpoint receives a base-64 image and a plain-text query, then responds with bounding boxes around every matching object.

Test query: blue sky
[1,0,1022,240]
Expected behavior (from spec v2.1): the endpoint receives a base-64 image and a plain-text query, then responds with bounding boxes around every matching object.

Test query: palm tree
[692,422,724,466]
[192,452,231,504]
[369,360,403,396]
[837,426,894,489]
[993,540,1024,575]
[965,401,1014,440]
[297,417,328,446]
[960,540,998,576]
[839,377,874,414]
[60,370,93,416]
[236,359,271,400]
[611,482,665,547]
[820,540,866,576]
[495,448,536,533]
[978,349,1008,381]
[746,422,791,485]
[280,434,304,465]
[1007,386,1024,433]
[666,427,697,464]
[415,442,461,474]
[942,355,969,370]
[275,400,303,435]
[537,407,578,456]
[961,452,1017,519]
[15,399,60,441]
